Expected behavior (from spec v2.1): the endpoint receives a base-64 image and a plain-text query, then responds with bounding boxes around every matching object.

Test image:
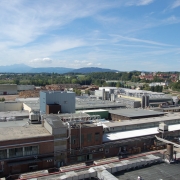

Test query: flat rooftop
[43,114,66,128]
[0,124,51,141]
[24,101,40,111]
[0,119,29,128]
[0,110,29,119]
[114,162,180,180]
[109,109,164,118]
[100,113,180,128]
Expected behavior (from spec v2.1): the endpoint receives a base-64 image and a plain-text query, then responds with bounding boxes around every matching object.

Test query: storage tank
[166,143,173,161]
[141,95,145,108]
[145,95,149,107]
[102,89,105,100]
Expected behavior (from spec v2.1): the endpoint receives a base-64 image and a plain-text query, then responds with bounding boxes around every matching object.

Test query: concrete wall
[0,84,17,95]
[0,102,23,111]
[40,91,75,114]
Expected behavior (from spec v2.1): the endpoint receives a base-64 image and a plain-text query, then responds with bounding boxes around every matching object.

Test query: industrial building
[94,87,178,108]
[0,101,23,111]
[0,84,35,95]
[76,96,125,110]
[17,85,35,91]
[1,108,180,178]
[1,89,180,179]
[0,121,54,177]
[108,109,164,121]
[40,91,75,114]
[0,84,17,95]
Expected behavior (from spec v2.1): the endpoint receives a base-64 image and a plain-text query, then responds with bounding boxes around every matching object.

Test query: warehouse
[0,84,17,95]
[17,85,35,91]
[0,101,23,111]
[109,109,164,121]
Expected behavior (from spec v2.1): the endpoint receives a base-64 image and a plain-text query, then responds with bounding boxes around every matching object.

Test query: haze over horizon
[0,0,180,71]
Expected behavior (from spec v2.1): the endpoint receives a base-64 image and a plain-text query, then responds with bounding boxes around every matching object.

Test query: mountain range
[0,64,118,74]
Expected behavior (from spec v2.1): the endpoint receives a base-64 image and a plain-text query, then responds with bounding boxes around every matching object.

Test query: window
[9,148,23,158]
[87,154,92,160]
[71,136,76,145]
[77,155,86,162]
[105,149,109,154]
[0,149,7,159]
[87,134,92,142]
[95,133,100,141]
[24,146,38,156]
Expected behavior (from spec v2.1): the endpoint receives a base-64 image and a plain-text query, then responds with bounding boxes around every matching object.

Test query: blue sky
[0,0,180,71]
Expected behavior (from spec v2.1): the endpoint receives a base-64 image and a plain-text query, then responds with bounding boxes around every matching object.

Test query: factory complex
[0,87,180,179]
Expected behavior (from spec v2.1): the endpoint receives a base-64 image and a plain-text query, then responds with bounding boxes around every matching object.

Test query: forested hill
[70,67,118,73]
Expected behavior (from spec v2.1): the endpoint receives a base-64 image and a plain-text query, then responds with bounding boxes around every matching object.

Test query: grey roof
[43,114,66,128]
[24,102,40,111]
[0,110,29,119]
[109,109,164,118]
[100,113,180,128]
[115,161,180,180]
[0,119,29,128]
[0,124,51,141]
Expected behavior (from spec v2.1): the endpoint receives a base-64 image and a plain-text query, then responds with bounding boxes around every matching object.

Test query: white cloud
[125,0,154,6]
[171,0,180,9]
[110,34,173,46]
[137,0,154,6]
[30,58,52,63]
[87,63,93,66]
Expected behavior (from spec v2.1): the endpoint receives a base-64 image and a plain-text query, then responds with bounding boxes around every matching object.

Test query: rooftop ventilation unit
[158,122,168,133]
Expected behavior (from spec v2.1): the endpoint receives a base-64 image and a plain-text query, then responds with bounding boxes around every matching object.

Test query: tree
[14,79,20,85]
[116,81,121,87]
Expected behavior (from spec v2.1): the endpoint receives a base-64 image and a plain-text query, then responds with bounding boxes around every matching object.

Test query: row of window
[77,154,93,161]
[0,146,38,160]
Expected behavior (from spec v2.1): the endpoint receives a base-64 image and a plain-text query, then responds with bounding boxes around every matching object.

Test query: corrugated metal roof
[103,123,180,142]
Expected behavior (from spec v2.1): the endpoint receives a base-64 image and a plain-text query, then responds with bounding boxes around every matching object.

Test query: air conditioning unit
[92,150,96,153]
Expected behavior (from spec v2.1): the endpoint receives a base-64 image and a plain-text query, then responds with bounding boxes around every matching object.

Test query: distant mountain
[0,64,73,74]
[0,64,32,73]
[29,67,73,74]
[0,64,118,74]
[70,67,119,73]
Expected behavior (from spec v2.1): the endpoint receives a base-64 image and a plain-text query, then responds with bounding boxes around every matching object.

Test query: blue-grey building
[40,91,75,114]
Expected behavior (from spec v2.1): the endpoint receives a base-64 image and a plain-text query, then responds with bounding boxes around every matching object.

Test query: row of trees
[0,72,178,91]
